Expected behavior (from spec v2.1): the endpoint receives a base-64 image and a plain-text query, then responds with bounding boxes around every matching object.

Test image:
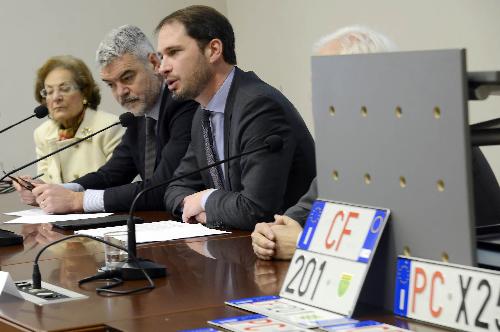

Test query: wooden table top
[0,192,447,331]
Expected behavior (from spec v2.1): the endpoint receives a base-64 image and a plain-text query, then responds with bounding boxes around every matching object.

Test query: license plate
[208,314,309,331]
[394,256,500,331]
[280,249,367,316]
[280,200,389,316]
[226,295,344,328]
[320,320,413,332]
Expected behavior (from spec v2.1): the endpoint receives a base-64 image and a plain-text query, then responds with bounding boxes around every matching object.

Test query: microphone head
[119,112,135,127]
[34,105,49,119]
[264,135,283,152]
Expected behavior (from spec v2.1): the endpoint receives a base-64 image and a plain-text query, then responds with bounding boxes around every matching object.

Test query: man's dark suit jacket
[472,147,500,226]
[285,147,500,227]
[284,177,317,226]
[74,88,198,211]
[164,67,316,231]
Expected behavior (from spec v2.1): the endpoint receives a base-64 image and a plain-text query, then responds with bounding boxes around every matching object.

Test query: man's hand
[194,212,207,224]
[13,176,44,206]
[251,221,276,260]
[182,190,211,224]
[271,215,302,260]
[32,184,84,214]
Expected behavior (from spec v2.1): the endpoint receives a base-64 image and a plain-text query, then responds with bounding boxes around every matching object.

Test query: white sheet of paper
[3,209,112,224]
[5,208,48,217]
[0,272,23,298]
[76,220,229,243]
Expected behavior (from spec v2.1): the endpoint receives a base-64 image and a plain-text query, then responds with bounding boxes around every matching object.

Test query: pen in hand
[6,175,35,191]
[3,172,43,191]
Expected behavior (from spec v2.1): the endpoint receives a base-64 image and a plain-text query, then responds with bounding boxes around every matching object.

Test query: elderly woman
[33,55,124,183]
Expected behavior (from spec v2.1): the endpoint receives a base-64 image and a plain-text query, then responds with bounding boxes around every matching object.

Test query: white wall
[1,0,499,179]
[226,0,500,177]
[0,0,226,174]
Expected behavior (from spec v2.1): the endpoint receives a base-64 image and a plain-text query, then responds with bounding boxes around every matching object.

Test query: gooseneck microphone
[119,135,284,281]
[31,234,155,295]
[0,112,135,182]
[0,105,49,134]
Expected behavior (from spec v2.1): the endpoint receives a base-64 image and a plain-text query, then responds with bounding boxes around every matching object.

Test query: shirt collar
[205,66,235,114]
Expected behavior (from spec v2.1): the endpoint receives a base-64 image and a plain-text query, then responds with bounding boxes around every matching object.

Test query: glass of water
[102,231,128,270]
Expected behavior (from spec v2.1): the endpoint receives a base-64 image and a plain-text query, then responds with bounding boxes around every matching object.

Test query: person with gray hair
[96,25,155,68]
[313,25,397,55]
[19,25,198,213]
[252,25,397,260]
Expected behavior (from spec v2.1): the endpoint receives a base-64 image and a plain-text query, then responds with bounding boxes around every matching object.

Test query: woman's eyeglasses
[40,82,80,99]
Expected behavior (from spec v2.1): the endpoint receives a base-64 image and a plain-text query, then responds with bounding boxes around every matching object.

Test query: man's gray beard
[130,83,162,115]
[123,102,146,116]
[132,108,146,116]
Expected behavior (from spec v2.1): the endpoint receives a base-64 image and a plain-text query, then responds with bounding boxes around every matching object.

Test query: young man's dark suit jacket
[74,88,198,212]
[164,67,316,231]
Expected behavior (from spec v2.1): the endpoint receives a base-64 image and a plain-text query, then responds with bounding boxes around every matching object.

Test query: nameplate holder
[394,256,500,332]
[0,271,23,299]
[0,272,87,305]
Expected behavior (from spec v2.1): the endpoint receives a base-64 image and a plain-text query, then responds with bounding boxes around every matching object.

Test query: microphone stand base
[119,259,167,280]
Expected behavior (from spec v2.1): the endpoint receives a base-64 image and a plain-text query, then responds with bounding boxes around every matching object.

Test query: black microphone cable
[31,234,155,296]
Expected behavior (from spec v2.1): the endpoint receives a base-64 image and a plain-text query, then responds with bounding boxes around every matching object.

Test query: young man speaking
[157,5,316,230]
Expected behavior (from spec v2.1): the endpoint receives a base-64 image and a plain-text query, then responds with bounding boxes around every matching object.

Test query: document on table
[3,208,112,224]
[76,220,229,243]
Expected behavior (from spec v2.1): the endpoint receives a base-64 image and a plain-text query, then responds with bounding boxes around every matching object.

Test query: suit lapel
[149,86,172,168]
[157,87,170,144]
[223,67,244,191]
[73,110,94,140]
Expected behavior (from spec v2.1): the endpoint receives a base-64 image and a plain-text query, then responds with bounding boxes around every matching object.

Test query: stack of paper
[3,209,112,224]
[76,220,229,243]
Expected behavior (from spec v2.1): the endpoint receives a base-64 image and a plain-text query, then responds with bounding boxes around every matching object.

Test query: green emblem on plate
[338,273,352,297]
